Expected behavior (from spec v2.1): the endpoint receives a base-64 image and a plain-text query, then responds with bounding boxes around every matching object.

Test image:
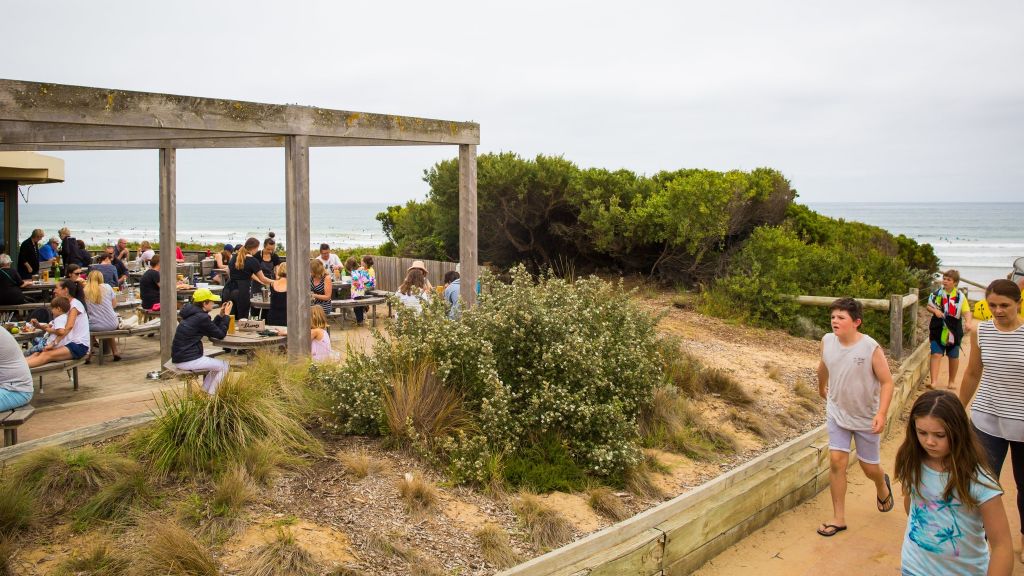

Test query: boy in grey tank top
[816,298,895,537]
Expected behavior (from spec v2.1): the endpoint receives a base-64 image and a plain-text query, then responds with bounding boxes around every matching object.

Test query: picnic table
[114,298,142,311]
[13,327,42,343]
[176,284,224,301]
[0,303,46,321]
[209,326,286,354]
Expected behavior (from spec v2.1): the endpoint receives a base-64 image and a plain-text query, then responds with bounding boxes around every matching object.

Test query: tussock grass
[764,363,782,381]
[0,537,14,576]
[624,461,666,501]
[74,471,151,526]
[700,368,753,405]
[410,563,445,576]
[0,483,35,536]
[135,368,322,475]
[380,358,468,447]
[212,465,253,517]
[237,439,306,486]
[587,487,630,521]
[8,446,137,513]
[246,351,321,417]
[728,408,779,440]
[328,567,366,576]
[134,517,218,575]
[53,543,130,576]
[640,385,736,460]
[367,533,417,563]
[338,450,387,479]
[244,528,320,576]
[793,378,821,407]
[657,337,703,397]
[475,523,521,568]
[511,493,573,550]
[398,472,438,515]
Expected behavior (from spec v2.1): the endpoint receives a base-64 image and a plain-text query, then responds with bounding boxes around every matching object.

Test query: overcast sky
[4,1,1023,204]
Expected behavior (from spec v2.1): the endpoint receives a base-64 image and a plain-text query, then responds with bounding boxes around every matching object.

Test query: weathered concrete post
[158,148,177,366]
[285,136,311,358]
[458,144,478,307]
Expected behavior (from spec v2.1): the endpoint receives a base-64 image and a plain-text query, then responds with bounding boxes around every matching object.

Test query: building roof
[0,151,64,183]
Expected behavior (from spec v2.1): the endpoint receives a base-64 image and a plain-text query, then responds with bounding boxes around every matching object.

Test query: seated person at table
[64,264,88,302]
[348,257,373,326]
[175,245,186,264]
[136,241,155,267]
[0,328,33,411]
[91,253,119,288]
[115,238,130,263]
[39,236,60,263]
[315,244,342,274]
[104,245,128,286]
[0,254,33,305]
[310,306,339,362]
[140,254,161,310]
[266,262,288,327]
[26,294,90,367]
[443,270,461,320]
[76,240,92,265]
[171,290,232,395]
[211,244,233,284]
[84,270,121,362]
[396,265,431,316]
[18,228,45,277]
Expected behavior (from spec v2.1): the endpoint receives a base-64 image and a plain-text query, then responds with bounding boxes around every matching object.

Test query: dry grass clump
[237,439,307,487]
[586,486,630,521]
[53,543,130,576]
[728,408,779,440]
[244,528,320,576]
[380,358,468,447]
[640,385,736,460]
[337,450,388,479]
[764,363,782,381]
[8,446,137,513]
[134,517,218,575]
[74,471,151,526]
[700,368,753,405]
[367,532,417,563]
[475,523,521,569]
[511,492,573,550]
[793,378,822,413]
[212,465,253,517]
[398,472,438,515]
[657,336,703,396]
[0,537,14,576]
[624,460,667,501]
[0,483,35,537]
[328,567,366,576]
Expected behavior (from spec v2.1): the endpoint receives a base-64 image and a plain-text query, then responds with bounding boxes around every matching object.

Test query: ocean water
[809,202,1024,287]
[18,202,1023,286]
[17,203,392,250]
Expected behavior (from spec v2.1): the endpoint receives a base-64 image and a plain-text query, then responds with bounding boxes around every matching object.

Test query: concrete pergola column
[158,148,177,366]
[458,144,478,307]
[285,135,311,358]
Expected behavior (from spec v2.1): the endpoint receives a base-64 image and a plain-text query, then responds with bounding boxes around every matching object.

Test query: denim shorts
[930,339,961,358]
[65,342,89,359]
[827,416,881,464]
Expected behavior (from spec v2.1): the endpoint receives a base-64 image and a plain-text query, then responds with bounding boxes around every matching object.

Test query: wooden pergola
[0,79,480,362]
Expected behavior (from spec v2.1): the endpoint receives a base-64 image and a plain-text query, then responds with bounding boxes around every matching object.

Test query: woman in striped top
[960,278,1024,563]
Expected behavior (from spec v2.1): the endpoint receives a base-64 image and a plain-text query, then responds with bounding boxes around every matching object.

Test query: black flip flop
[878,473,894,512]
[817,523,847,537]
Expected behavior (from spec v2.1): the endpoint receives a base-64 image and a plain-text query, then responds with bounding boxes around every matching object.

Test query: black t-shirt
[0,268,26,305]
[140,268,161,310]
[228,255,263,294]
[259,253,281,280]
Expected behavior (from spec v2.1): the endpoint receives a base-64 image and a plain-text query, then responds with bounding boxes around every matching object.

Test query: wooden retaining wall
[501,340,931,576]
[0,412,154,466]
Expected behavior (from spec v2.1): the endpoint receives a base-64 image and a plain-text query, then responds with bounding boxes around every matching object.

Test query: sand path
[697,338,1024,575]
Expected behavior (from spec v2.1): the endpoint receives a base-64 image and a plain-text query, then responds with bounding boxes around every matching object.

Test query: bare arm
[871,346,894,434]
[902,483,911,515]
[981,495,1013,576]
[49,307,79,338]
[253,271,272,286]
[959,329,983,407]
[817,338,828,399]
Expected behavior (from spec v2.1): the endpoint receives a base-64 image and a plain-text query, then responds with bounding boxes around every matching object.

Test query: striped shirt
[971,320,1024,442]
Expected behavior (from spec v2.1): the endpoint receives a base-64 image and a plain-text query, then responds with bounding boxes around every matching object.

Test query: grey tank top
[822,332,881,431]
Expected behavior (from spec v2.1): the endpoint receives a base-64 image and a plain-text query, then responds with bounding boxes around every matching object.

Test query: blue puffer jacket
[171,303,229,363]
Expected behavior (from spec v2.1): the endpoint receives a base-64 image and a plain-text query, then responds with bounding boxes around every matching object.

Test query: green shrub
[501,434,588,493]
[315,266,662,487]
[135,367,321,475]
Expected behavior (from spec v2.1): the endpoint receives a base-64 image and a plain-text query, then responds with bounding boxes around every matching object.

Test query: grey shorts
[827,416,881,464]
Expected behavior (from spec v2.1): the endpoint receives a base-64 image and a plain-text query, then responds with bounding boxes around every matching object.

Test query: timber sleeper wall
[501,340,931,576]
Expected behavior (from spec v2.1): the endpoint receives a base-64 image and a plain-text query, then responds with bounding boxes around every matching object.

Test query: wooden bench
[368,290,395,317]
[1,405,34,446]
[92,321,161,365]
[30,358,86,392]
[330,296,387,327]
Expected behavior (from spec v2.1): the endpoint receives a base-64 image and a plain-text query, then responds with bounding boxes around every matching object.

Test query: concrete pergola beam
[0,78,479,359]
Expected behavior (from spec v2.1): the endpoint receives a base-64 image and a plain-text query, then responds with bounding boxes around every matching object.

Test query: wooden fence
[786,288,920,358]
[371,256,459,292]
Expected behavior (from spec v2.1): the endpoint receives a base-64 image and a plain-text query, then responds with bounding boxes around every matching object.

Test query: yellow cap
[192,288,222,303]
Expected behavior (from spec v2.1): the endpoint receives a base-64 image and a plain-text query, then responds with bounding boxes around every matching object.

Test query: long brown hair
[235,237,260,270]
[894,390,998,509]
[399,268,427,296]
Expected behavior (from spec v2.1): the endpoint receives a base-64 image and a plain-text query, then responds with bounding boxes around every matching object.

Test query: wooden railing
[785,288,920,358]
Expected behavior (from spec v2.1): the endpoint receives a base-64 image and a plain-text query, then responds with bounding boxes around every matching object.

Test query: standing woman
[960,279,1024,563]
[225,237,271,321]
[258,237,281,282]
[310,259,333,316]
[266,262,288,327]
[83,270,120,362]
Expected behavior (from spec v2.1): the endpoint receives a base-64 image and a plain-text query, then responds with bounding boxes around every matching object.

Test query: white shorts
[827,415,881,464]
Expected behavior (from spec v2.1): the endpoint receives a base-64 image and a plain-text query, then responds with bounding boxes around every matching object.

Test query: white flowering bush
[315,265,664,485]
